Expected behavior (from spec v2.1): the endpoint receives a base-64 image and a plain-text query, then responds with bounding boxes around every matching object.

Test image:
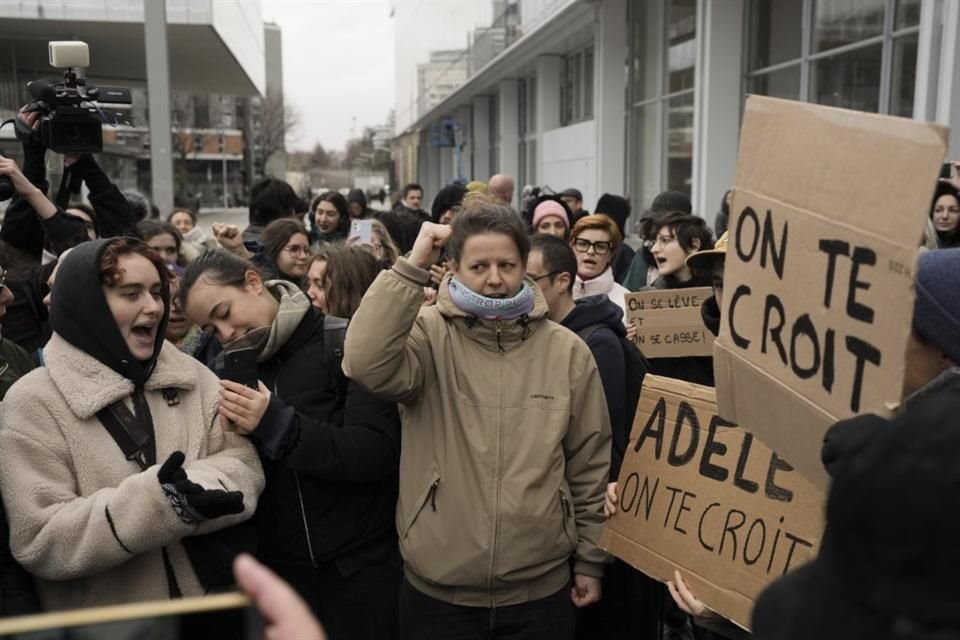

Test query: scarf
[221,280,310,362]
[447,277,535,321]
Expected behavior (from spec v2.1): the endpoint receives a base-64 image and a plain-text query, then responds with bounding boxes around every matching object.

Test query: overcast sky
[261,0,396,152]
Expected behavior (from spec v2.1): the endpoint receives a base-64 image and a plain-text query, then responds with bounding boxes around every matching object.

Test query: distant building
[417,50,469,119]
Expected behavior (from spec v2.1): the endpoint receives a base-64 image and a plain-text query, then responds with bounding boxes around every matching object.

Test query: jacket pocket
[559,490,575,549]
[402,471,440,539]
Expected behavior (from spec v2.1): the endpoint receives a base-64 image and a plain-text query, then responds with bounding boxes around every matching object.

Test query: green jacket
[343,259,612,607]
[0,337,36,401]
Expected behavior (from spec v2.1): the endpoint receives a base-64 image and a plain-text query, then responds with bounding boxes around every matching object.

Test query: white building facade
[396,0,960,231]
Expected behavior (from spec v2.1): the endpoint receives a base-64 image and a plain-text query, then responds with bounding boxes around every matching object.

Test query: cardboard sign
[625,288,715,358]
[601,375,824,630]
[713,96,948,489]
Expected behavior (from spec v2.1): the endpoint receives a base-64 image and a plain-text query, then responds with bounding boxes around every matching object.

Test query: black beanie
[594,193,630,236]
[50,238,170,388]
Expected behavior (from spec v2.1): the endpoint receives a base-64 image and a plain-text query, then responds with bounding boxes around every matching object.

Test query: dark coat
[561,295,629,481]
[249,307,401,574]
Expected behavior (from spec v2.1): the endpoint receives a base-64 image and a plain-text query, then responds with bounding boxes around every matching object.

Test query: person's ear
[558,272,573,295]
[246,269,264,294]
[691,237,702,252]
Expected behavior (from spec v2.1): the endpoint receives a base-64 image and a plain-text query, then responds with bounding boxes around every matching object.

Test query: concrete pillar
[144,0,174,215]
[594,0,627,199]
[472,96,491,181]
[497,79,520,206]
[692,0,744,228]
[535,55,563,184]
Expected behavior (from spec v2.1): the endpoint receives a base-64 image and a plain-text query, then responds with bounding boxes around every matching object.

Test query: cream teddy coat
[0,334,265,611]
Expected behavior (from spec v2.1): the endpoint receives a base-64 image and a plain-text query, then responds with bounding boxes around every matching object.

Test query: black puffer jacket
[250,307,401,573]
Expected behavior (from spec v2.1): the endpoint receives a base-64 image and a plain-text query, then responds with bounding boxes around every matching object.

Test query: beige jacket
[343,259,612,607]
[0,335,264,611]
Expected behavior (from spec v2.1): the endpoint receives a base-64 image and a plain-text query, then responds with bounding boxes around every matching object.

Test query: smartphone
[349,219,373,244]
[218,347,259,390]
[941,163,954,180]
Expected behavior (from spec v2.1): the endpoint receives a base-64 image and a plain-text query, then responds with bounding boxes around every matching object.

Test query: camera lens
[63,125,81,142]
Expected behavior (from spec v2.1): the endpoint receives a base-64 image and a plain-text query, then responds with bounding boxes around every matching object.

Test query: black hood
[563,294,627,338]
[50,238,170,388]
[347,189,367,208]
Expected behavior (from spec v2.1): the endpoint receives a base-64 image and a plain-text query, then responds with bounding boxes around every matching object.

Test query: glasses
[284,245,311,257]
[572,238,613,256]
[528,271,560,283]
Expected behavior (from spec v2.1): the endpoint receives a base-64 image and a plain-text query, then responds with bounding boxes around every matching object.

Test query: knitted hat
[532,200,569,230]
[686,230,729,271]
[650,190,692,215]
[913,248,960,365]
[595,194,631,236]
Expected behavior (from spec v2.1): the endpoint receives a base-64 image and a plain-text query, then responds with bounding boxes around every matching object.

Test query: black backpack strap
[95,391,156,472]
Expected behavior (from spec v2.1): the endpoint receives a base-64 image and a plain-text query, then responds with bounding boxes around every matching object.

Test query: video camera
[24,41,133,154]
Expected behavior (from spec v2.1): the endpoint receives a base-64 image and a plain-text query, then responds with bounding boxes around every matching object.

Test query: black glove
[158,451,245,524]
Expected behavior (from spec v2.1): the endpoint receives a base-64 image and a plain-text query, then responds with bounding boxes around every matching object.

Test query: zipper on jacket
[293,472,319,569]
[428,479,439,511]
[495,321,504,352]
[487,347,504,605]
[274,365,319,569]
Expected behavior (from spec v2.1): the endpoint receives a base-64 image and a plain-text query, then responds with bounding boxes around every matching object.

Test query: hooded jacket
[244,282,401,572]
[347,189,373,219]
[343,259,612,607]
[0,240,264,611]
[561,295,630,481]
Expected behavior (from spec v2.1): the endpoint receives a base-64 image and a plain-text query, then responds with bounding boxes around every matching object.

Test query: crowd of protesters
[0,99,958,640]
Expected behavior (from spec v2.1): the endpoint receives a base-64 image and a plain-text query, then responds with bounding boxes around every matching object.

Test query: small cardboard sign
[625,288,715,358]
[714,96,949,489]
[601,375,824,630]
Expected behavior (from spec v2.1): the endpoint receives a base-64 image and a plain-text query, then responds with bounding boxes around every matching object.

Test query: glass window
[666,92,694,195]
[748,64,801,100]
[584,47,595,119]
[668,0,697,93]
[810,42,883,112]
[890,34,918,117]
[895,0,921,30]
[748,0,803,70]
[573,51,583,119]
[813,0,885,53]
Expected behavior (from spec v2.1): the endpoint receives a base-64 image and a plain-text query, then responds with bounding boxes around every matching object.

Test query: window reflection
[813,0,885,53]
[666,92,694,195]
[891,34,918,117]
[748,0,803,70]
[811,42,883,112]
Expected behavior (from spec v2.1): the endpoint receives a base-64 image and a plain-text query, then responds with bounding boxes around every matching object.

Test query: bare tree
[254,90,299,177]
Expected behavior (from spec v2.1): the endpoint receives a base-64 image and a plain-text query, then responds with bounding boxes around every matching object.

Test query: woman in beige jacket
[343,198,612,640]
[0,238,264,611]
